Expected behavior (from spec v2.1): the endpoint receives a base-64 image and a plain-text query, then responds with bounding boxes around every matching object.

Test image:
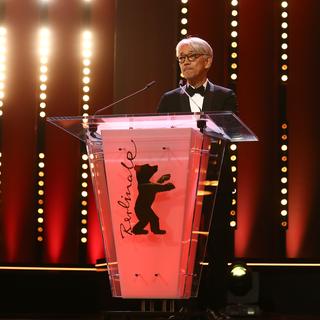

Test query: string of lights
[228,0,240,229]
[279,0,289,229]
[0,0,6,218]
[179,0,188,38]
[229,0,239,83]
[178,0,189,82]
[36,0,50,244]
[79,0,93,250]
[0,25,6,207]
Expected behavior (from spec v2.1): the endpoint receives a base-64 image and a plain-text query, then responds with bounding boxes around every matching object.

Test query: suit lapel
[179,86,191,112]
[177,82,216,112]
[202,81,215,112]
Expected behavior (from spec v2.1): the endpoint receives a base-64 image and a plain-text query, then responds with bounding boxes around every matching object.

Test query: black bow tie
[186,85,206,96]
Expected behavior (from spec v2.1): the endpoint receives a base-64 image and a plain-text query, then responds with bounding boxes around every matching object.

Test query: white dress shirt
[188,80,208,112]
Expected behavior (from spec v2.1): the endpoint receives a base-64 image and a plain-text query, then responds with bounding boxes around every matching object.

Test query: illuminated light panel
[197,190,213,196]
[201,180,218,187]
[0,27,6,119]
[0,27,6,200]
[192,231,209,236]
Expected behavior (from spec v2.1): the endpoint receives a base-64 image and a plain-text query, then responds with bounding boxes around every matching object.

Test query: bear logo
[132,164,175,235]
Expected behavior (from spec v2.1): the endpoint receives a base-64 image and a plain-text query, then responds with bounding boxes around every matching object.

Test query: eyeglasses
[177,53,205,64]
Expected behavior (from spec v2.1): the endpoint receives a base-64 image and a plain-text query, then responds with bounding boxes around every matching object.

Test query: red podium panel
[47,112,257,299]
[98,128,210,298]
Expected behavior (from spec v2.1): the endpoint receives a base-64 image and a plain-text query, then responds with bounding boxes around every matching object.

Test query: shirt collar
[187,79,208,89]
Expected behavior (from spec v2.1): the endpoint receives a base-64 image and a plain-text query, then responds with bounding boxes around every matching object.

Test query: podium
[47,112,257,300]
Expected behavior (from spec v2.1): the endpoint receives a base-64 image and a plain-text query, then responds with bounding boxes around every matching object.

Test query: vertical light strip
[179,0,188,38]
[229,0,239,82]
[228,0,239,229]
[280,122,288,229]
[229,143,238,229]
[280,1,289,83]
[279,1,289,229]
[0,26,6,198]
[0,27,6,117]
[79,22,92,246]
[36,26,50,243]
[178,0,189,82]
[81,30,91,118]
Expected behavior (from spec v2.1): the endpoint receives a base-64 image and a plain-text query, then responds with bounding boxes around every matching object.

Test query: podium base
[101,310,207,320]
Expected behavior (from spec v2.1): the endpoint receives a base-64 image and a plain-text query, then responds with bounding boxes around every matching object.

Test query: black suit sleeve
[157,93,170,113]
[156,88,182,113]
[224,90,238,113]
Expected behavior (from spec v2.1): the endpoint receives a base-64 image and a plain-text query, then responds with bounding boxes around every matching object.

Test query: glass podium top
[46,111,258,143]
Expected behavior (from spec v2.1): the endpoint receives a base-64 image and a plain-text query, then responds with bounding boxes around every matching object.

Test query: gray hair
[176,37,213,57]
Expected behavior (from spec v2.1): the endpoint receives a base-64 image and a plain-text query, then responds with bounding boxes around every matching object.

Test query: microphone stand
[93,80,156,116]
[179,80,206,132]
[87,80,156,139]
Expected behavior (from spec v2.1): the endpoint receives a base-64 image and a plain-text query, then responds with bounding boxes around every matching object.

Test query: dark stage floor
[2,265,320,320]
[0,313,320,320]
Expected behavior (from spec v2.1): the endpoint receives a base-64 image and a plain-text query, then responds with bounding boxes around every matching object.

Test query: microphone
[93,80,156,116]
[179,80,202,112]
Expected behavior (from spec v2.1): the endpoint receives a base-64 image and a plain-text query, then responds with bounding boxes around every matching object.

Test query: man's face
[177,44,212,86]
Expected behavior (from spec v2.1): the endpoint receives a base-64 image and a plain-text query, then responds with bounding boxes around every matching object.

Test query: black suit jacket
[157,80,237,309]
[157,80,237,113]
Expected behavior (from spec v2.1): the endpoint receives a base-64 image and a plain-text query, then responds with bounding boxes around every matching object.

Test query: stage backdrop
[0,0,319,265]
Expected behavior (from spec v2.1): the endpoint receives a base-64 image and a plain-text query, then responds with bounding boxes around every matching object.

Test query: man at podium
[157,37,237,320]
[157,37,236,114]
